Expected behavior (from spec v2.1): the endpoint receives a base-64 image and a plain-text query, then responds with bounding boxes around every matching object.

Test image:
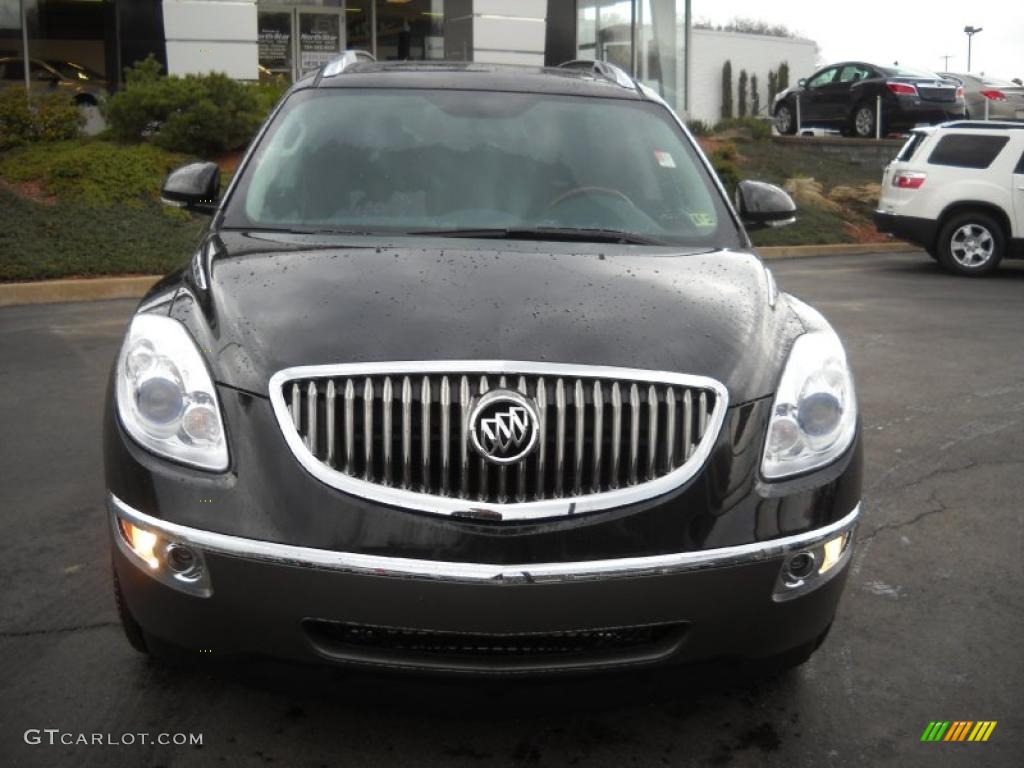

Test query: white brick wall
[162,0,258,80]
[687,29,818,124]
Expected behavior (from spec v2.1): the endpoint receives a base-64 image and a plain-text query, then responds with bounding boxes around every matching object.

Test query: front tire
[937,212,1005,276]
[112,564,149,654]
[774,102,797,135]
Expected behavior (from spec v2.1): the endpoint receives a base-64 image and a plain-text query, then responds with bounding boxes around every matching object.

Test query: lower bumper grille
[304,620,689,668]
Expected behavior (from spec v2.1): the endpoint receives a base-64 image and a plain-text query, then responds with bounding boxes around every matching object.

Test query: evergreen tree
[768,70,778,100]
[778,61,790,91]
[738,70,748,117]
[751,74,760,115]
[721,60,733,119]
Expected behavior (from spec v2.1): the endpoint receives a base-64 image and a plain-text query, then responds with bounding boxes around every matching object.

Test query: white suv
[875,121,1024,276]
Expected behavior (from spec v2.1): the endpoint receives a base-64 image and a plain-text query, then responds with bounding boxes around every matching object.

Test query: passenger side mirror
[735,180,797,230]
[797,78,807,88]
[161,162,220,215]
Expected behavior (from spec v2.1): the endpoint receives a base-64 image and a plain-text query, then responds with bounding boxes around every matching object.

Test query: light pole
[940,54,952,71]
[20,0,30,96]
[964,25,983,72]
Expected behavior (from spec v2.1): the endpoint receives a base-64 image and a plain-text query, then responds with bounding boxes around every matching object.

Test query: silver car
[940,73,1024,121]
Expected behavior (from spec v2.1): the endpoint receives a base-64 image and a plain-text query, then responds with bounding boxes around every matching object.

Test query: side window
[839,66,868,84]
[927,134,1011,169]
[897,133,926,162]
[1015,150,1024,175]
[808,68,837,88]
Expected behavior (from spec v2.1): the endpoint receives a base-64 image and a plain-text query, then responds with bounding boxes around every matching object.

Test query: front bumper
[111,493,859,673]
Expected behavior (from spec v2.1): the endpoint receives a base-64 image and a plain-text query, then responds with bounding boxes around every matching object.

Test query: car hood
[167,232,804,404]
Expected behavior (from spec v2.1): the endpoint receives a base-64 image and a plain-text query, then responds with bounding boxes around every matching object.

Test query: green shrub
[0,89,83,150]
[105,56,270,156]
[686,119,712,137]
[713,116,772,141]
[0,139,192,207]
[709,142,741,188]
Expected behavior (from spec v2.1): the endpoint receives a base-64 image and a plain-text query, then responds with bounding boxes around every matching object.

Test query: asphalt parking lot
[1,252,1022,767]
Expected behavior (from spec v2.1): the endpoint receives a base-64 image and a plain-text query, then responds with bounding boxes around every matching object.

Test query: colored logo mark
[921,721,997,742]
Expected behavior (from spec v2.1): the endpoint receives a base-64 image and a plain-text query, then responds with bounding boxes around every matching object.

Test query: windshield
[222,88,739,247]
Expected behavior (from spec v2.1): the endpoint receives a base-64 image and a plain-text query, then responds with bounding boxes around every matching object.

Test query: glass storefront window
[374,0,445,61]
[576,0,688,112]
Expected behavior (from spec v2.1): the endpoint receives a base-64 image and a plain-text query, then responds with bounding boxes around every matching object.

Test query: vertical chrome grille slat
[344,379,355,474]
[646,383,658,480]
[401,377,412,489]
[459,376,470,499]
[291,382,301,431]
[554,378,566,498]
[664,388,676,471]
[363,378,374,481]
[683,389,693,460]
[381,377,393,485]
[592,381,604,493]
[516,376,528,502]
[306,381,318,456]
[535,378,547,500]
[477,376,489,501]
[628,383,640,486]
[325,380,336,468]
[440,376,451,496]
[573,379,585,495]
[610,382,622,489]
[420,376,431,492]
[280,368,721,508]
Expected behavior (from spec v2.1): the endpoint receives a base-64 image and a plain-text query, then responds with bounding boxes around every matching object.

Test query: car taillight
[955,86,965,99]
[886,82,917,96]
[893,171,926,189]
[980,89,1006,101]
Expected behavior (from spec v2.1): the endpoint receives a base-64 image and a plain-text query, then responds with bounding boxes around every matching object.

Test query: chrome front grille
[269,362,727,521]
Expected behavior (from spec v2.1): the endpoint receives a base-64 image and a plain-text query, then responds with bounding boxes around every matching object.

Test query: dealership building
[3,1,817,121]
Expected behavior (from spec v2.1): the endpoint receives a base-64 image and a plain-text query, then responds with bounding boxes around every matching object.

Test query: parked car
[0,56,107,105]
[939,73,1024,121]
[874,121,1024,275]
[773,62,965,138]
[106,57,862,675]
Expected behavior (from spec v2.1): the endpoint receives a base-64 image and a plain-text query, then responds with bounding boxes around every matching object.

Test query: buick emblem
[469,390,541,465]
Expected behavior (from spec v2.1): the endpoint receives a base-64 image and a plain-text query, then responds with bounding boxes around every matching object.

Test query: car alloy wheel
[775,105,793,134]
[949,223,995,268]
[854,106,875,137]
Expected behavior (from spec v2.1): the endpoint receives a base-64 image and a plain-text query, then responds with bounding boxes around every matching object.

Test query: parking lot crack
[859,495,948,543]
[0,621,117,639]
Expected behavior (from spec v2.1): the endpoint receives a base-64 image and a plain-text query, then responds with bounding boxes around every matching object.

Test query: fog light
[119,520,160,569]
[787,551,816,580]
[166,543,198,574]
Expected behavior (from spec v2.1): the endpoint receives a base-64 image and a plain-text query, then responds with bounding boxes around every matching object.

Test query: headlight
[761,330,857,479]
[116,314,228,471]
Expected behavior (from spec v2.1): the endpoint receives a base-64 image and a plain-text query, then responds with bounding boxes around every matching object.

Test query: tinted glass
[927,134,1010,169]
[808,68,837,88]
[224,88,738,247]
[1015,151,1024,175]
[839,65,870,83]
[896,132,926,161]
[884,66,940,79]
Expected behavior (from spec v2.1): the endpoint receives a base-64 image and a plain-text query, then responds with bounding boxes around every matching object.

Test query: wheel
[852,102,879,138]
[937,212,1005,276]
[112,563,149,654]
[774,102,797,135]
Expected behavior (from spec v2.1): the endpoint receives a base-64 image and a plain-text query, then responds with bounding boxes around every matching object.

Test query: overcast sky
[694,0,1024,80]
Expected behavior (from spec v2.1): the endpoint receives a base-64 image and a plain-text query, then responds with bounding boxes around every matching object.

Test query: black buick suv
[106,57,862,675]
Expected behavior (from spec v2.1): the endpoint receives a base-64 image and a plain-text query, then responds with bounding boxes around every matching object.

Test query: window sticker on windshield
[654,150,676,168]
[689,212,716,228]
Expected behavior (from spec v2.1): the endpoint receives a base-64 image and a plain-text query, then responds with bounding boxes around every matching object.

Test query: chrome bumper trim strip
[109,494,860,585]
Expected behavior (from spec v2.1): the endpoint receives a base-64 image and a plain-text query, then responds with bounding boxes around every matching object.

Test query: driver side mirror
[161,161,220,215]
[735,180,796,230]
[797,78,807,88]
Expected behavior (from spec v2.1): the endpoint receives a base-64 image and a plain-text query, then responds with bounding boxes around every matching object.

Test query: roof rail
[558,59,637,90]
[320,50,376,80]
[940,120,1024,130]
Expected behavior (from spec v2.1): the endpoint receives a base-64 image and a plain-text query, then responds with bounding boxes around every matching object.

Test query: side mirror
[735,180,797,230]
[797,78,807,88]
[161,161,220,215]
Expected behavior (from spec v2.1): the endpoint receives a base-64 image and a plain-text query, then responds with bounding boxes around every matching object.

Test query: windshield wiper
[408,227,666,246]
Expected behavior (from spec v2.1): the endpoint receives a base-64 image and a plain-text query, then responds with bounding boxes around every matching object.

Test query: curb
[0,243,922,307]
[0,275,161,308]
[758,242,922,260]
